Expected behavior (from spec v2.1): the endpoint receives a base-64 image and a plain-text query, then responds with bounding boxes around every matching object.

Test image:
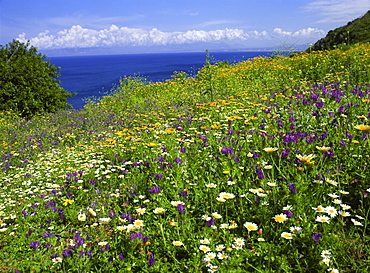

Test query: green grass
[0,43,370,272]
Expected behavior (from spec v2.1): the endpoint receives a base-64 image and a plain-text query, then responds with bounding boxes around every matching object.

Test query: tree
[0,40,75,118]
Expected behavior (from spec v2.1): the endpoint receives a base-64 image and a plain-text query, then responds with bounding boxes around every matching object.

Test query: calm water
[48,51,271,109]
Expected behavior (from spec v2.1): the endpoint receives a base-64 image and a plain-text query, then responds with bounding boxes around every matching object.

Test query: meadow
[0,43,370,272]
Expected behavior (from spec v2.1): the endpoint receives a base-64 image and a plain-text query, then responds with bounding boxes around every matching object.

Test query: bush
[0,40,75,118]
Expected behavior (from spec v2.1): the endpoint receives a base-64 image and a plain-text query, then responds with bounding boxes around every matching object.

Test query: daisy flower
[332,199,342,204]
[220,223,229,229]
[316,215,330,224]
[351,218,363,226]
[326,179,338,186]
[199,245,211,253]
[273,213,288,223]
[172,241,183,246]
[153,207,166,214]
[78,213,86,221]
[327,268,339,273]
[328,193,339,198]
[325,206,338,218]
[215,244,225,251]
[204,252,216,260]
[135,207,146,215]
[312,205,325,213]
[321,250,332,259]
[244,222,258,231]
[289,226,302,233]
[322,257,331,266]
[201,214,211,221]
[206,183,217,188]
[263,147,278,152]
[218,192,235,199]
[339,204,351,210]
[88,208,97,217]
[133,219,144,228]
[200,238,210,244]
[267,182,277,187]
[217,252,228,260]
[52,257,63,264]
[233,238,245,246]
[339,190,349,195]
[339,211,351,217]
[258,238,266,242]
[171,201,184,207]
[98,218,111,224]
[211,212,222,219]
[281,232,293,239]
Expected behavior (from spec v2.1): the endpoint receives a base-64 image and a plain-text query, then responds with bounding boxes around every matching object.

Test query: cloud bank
[304,0,370,23]
[17,25,325,50]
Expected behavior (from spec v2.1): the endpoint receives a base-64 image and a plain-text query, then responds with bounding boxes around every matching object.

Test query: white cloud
[17,25,325,49]
[304,0,370,23]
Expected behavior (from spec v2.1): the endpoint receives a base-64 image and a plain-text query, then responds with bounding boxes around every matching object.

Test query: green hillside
[309,10,370,51]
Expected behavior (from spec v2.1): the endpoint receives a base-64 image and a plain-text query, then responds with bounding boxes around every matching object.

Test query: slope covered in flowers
[0,44,370,272]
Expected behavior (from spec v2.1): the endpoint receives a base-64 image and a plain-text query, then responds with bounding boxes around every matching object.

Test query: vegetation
[308,10,370,51]
[0,40,75,118]
[0,43,370,272]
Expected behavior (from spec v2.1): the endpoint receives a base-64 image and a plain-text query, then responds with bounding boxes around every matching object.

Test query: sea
[48,51,271,109]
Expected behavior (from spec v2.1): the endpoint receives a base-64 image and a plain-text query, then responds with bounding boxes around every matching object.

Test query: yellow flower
[147,143,157,148]
[354,124,370,131]
[62,198,74,206]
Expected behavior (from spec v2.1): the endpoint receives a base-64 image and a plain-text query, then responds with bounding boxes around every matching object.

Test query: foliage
[0,44,370,272]
[308,10,370,51]
[0,40,75,118]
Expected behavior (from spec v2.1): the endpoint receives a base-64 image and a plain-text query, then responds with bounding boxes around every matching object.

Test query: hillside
[308,10,370,51]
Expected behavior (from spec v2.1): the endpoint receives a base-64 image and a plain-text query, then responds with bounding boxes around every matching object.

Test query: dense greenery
[0,44,369,272]
[308,10,370,51]
[0,40,75,118]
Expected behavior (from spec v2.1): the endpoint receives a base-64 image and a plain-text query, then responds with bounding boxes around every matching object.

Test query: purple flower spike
[288,183,297,194]
[312,233,322,242]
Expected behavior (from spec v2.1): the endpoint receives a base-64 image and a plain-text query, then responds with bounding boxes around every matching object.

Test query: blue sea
[48,51,271,109]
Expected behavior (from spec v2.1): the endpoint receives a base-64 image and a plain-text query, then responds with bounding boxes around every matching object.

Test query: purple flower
[284,210,294,218]
[256,169,265,179]
[179,190,189,198]
[288,183,297,194]
[22,210,28,218]
[315,101,324,109]
[149,186,161,194]
[30,241,40,249]
[109,210,116,217]
[148,253,156,266]
[174,157,183,164]
[62,249,73,257]
[206,219,215,226]
[176,204,186,214]
[118,253,124,260]
[312,233,322,242]
[220,147,234,156]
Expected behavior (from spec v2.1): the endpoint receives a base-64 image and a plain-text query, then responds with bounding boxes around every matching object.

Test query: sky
[1,0,369,55]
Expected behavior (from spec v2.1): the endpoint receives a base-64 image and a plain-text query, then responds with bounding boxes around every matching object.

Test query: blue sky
[1,0,369,54]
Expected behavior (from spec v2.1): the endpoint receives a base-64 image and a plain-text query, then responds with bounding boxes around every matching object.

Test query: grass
[0,43,370,272]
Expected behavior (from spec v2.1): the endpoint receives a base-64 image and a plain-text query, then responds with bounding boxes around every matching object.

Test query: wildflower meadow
[0,43,370,272]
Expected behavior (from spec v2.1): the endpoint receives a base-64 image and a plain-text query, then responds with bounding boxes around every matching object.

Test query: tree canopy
[0,40,75,118]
